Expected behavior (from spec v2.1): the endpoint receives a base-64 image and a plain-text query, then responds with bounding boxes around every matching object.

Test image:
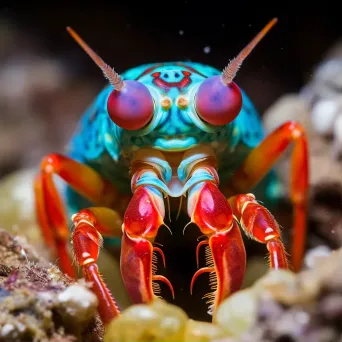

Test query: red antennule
[195,18,278,126]
[66,27,124,90]
[221,17,278,85]
[66,27,154,130]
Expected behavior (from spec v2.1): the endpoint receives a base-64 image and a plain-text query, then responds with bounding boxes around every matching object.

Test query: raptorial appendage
[120,168,174,304]
[187,164,289,316]
[229,194,289,269]
[187,166,246,316]
[225,121,309,271]
[34,153,120,278]
[72,208,122,325]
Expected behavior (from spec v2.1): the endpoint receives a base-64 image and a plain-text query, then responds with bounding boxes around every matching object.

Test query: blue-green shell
[64,62,281,222]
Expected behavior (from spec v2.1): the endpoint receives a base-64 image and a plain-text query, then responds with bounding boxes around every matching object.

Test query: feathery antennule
[221,18,278,85]
[66,26,124,90]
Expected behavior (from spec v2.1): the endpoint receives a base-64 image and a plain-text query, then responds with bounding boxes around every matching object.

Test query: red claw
[208,223,246,303]
[120,185,174,304]
[153,246,166,268]
[190,267,214,295]
[190,222,246,311]
[120,231,154,303]
[123,187,164,238]
[152,275,175,299]
[196,240,209,269]
[188,181,246,314]
[189,182,233,235]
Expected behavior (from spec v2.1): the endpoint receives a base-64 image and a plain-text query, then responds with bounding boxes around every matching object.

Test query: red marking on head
[136,62,206,80]
[182,71,191,76]
[175,62,207,77]
[135,64,164,80]
[151,72,192,92]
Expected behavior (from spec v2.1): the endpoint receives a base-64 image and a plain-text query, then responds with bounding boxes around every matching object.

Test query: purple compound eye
[107,80,154,130]
[195,75,242,126]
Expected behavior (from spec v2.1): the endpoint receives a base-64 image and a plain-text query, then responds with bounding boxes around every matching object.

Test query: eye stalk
[195,18,278,126]
[66,27,154,130]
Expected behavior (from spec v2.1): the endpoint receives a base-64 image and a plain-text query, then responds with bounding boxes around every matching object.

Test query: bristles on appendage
[152,252,158,275]
[203,245,217,315]
[204,246,214,268]
[152,282,161,294]
[152,250,161,296]
[221,18,278,85]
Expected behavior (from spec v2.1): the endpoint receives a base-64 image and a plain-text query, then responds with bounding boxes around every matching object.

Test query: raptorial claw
[188,182,233,235]
[190,267,214,295]
[121,231,154,303]
[120,184,175,304]
[153,246,166,268]
[190,224,246,314]
[152,275,175,299]
[196,240,209,269]
[187,181,246,315]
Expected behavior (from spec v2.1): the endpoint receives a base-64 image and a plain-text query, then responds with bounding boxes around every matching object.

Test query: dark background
[1,2,342,112]
[0,2,341,320]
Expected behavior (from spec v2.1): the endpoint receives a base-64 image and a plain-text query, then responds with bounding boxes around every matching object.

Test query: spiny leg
[223,121,309,272]
[72,207,122,325]
[34,153,122,277]
[121,168,174,304]
[187,166,246,316]
[229,193,289,269]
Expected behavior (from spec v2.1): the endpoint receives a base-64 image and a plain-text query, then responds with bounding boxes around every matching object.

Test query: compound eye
[195,75,242,126]
[107,80,154,130]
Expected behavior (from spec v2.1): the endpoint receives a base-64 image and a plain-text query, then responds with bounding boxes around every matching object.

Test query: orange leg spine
[34,153,120,278]
[225,121,309,271]
[229,193,289,269]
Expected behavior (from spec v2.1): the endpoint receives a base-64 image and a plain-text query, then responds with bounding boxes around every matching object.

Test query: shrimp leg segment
[223,121,309,271]
[187,166,246,316]
[229,194,289,269]
[72,207,122,325]
[120,168,174,305]
[34,153,122,277]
